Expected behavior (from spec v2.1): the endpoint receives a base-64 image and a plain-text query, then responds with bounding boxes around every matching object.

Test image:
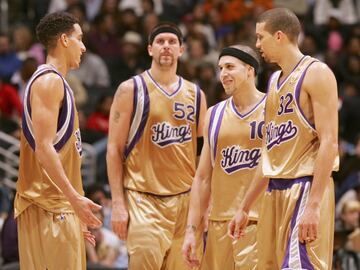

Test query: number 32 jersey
[123,70,201,195]
[262,55,339,178]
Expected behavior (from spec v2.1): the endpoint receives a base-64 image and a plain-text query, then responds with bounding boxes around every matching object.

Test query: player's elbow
[106,143,124,163]
[34,140,53,164]
[320,135,338,157]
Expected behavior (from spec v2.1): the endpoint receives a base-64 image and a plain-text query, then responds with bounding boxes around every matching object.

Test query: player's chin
[223,87,233,96]
[70,61,80,70]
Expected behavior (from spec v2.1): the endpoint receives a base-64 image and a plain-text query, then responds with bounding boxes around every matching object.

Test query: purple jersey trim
[212,101,227,163]
[294,60,318,130]
[146,69,182,97]
[195,84,201,128]
[124,75,150,158]
[231,94,266,119]
[277,55,307,91]
[267,176,312,191]
[22,68,73,152]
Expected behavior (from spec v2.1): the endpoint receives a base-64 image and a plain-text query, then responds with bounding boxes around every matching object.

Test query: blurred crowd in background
[0,0,360,269]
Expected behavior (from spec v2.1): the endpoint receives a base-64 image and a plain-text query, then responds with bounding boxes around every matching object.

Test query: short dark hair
[257,8,301,43]
[36,12,78,50]
[148,21,183,45]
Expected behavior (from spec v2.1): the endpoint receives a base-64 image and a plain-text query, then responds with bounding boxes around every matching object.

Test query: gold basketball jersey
[15,65,84,217]
[123,70,201,195]
[262,56,339,178]
[208,96,266,221]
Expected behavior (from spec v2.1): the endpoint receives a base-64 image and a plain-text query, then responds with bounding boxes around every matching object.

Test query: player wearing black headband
[107,22,207,269]
[183,44,266,270]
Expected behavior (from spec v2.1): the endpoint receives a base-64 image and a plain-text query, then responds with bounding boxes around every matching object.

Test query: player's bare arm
[228,159,269,240]
[182,107,212,268]
[31,73,102,229]
[197,90,208,137]
[107,79,134,240]
[298,62,338,243]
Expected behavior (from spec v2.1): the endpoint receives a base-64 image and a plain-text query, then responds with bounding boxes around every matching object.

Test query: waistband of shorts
[125,188,191,198]
[267,176,313,191]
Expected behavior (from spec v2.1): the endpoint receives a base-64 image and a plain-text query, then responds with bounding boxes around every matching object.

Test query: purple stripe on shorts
[281,176,314,270]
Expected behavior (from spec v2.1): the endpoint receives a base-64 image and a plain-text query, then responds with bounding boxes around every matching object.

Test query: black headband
[149,26,183,45]
[219,47,259,74]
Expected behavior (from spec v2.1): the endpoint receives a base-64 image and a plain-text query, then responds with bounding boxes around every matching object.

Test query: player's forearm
[308,137,338,206]
[187,176,211,230]
[106,146,126,205]
[239,168,268,213]
[35,142,80,201]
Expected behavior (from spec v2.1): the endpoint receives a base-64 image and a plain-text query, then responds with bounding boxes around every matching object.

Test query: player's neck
[232,84,262,110]
[277,47,304,79]
[148,65,178,86]
[46,55,68,76]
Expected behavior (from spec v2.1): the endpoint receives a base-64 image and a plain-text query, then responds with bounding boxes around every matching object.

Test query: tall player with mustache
[107,22,207,269]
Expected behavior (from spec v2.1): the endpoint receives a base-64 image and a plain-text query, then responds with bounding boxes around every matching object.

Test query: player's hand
[70,195,102,229]
[228,209,249,240]
[83,228,96,247]
[182,229,200,268]
[298,204,320,244]
[80,222,96,247]
[111,202,129,240]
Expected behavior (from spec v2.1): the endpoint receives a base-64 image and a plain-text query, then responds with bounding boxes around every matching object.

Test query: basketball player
[228,8,339,270]
[15,12,102,270]
[182,44,265,270]
[107,22,207,269]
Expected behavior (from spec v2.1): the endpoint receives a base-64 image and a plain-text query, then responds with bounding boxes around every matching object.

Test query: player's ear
[148,44,153,56]
[60,33,69,47]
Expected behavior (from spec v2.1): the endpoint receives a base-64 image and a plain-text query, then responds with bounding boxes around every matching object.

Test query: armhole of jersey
[22,67,73,152]
[294,60,318,131]
[195,84,201,129]
[266,71,280,94]
[208,100,227,166]
[124,75,150,158]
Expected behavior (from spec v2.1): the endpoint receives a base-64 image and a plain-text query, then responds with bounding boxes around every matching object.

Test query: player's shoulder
[31,71,64,98]
[116,78,135,96]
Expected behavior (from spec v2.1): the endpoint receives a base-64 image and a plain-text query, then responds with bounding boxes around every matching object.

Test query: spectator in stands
[69,48,110,88]
[196,62,220,107]
[314,0,359,25]
[0,78,22,122]
[87,13,121,65]
[333,229,360,270]
[86,205,128,269]
[86,95,113,135]
[0,33,22,82]
[336,200,360,232]
[108,31,147,87]
[86,184,112,230]
[11,56,38,100]
[340,89,360,144]
[0,195,19,266]
[12,24,45,64]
